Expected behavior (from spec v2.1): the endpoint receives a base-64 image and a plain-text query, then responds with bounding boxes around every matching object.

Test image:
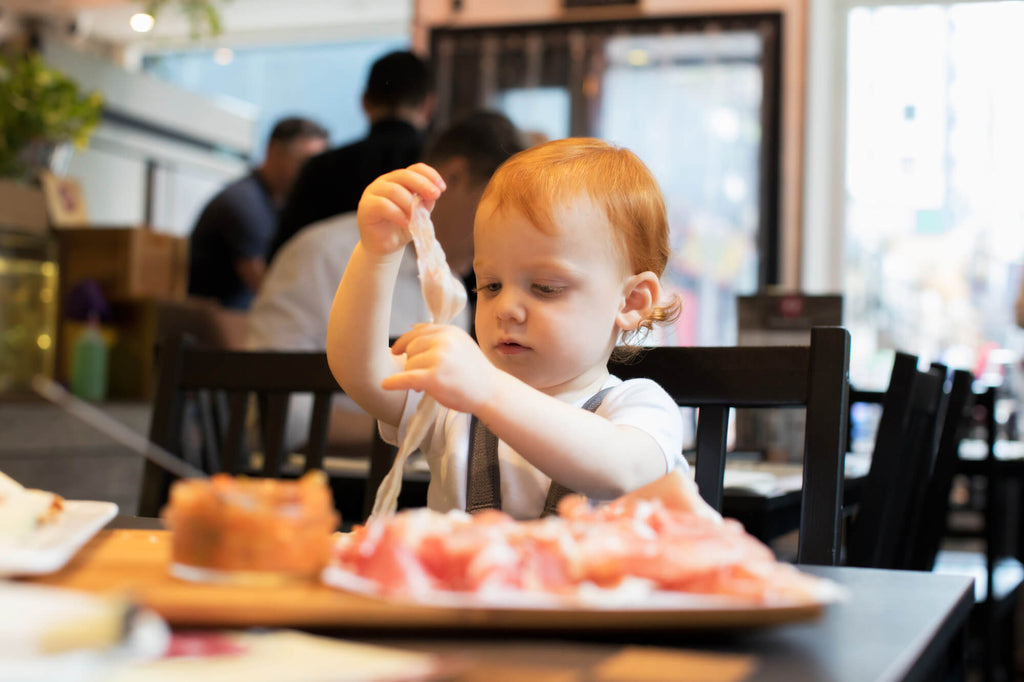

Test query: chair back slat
[610,325,851,565]
[195,390,222,474]
[258,393,290,477]
[693,405,728,510]
[222,390,249,475]
[306,392,333,471]
[179,400,207,474]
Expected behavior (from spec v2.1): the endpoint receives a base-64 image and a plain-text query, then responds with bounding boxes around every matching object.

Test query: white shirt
[380,375,687,520]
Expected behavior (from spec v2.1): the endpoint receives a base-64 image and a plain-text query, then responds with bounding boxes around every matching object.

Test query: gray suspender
[465,417,503,513]
[465,386,614,517]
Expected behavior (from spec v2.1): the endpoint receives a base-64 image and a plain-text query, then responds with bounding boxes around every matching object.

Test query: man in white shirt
[247,111,525,451]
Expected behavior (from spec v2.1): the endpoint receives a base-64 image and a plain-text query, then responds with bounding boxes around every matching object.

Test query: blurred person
[248,111,525,452]
[187,116,329,310]
[268,50,435,260]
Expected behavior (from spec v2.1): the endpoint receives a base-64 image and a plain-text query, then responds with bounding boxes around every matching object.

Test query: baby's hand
[383,324,496,414]
[357,164,446,257]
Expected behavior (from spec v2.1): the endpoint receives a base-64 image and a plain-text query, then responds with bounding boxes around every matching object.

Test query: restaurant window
[136,38,407,234]
[141,37,409,161]
[431,16,783,347]
[842,1,1024,389]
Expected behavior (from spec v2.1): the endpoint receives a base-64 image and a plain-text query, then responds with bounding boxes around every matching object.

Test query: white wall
[41,41,252,234]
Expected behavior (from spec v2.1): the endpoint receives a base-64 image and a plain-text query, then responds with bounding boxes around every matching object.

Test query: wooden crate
[56,226,188,302]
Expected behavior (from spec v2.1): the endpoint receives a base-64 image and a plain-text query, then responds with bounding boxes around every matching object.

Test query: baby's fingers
[375,165,445,206]
[406,163,446,196]
[390,323,442,356]
[381,369,431,393]
[360,193,412,231]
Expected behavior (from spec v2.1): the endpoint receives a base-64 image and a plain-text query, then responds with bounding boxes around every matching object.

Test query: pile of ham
[328,471,841,607]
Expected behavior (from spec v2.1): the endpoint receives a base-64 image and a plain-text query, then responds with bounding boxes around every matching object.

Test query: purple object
[65,279,111,322]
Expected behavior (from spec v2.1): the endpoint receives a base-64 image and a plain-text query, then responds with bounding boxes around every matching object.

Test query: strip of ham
[370,196,468,519]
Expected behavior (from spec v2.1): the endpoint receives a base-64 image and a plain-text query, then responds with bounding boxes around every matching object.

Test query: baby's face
[472,195,633,397]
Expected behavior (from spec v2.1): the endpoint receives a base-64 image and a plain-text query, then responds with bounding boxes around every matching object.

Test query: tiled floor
[0,399,150,514]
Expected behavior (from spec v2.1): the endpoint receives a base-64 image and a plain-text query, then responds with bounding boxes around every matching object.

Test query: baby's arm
[326,164,446,428]
[386,326,670,499]
[475,377,671,498]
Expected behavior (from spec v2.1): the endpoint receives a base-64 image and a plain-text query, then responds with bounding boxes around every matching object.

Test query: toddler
[327,137,684,519]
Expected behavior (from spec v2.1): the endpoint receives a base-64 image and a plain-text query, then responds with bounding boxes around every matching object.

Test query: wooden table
[23,526,973,682]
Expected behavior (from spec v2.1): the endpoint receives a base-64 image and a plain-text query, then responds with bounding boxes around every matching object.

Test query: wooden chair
[845,353,947,569]
[138,333,382,519]
[610,325,851,566]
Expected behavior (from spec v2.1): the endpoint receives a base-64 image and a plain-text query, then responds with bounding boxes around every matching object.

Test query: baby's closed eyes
[473,282,568,298]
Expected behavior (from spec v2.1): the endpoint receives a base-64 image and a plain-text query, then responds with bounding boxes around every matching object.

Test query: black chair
[845,353,947,569]
[138,334,389,519]
[910,368,974,571]
[950,387,1024,607]
[849,363,1023,679]
[932,382,1023,682]
[610,325,851,566]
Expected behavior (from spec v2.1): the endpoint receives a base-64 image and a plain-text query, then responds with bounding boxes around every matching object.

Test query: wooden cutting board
[20,530,824,630]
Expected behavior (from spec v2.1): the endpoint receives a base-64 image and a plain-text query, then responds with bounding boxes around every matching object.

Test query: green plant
[0,54,103,179]
[141,0,230,40]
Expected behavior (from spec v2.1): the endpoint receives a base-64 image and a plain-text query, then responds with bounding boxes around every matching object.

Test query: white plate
[0,500,118,576]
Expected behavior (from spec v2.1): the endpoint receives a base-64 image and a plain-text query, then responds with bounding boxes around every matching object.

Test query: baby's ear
[616,272,660,331]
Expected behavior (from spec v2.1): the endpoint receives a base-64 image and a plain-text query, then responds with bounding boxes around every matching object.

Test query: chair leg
[977,592,1021,682]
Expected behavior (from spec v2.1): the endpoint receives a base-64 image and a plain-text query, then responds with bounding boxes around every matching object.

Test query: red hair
[480,137,680,346]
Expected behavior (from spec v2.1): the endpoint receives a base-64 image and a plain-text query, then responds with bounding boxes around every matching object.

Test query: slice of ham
[370,196,468,519]
[406,195,467,328]
[334,470,840,605]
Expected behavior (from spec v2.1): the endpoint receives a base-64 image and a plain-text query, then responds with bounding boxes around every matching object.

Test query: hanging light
[129,12,155,33]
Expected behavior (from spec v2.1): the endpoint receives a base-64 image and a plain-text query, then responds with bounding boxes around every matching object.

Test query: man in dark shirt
[188,117,328,309]
[268,50,435,260]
